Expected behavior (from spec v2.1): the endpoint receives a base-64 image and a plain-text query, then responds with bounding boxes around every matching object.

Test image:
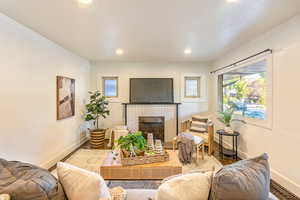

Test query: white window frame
[102,76,119,98]
[217,55,273,129]
[184,76,201,98]
[181,73,208,103]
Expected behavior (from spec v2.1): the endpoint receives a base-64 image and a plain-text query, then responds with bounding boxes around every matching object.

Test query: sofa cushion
[211,153,270,200]
[57,162,110,200]
[0,158,65,200]
[0,194,10,200]
[156,172,213,200]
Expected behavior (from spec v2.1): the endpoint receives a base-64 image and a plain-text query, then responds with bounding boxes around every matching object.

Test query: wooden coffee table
[100,150,182,180]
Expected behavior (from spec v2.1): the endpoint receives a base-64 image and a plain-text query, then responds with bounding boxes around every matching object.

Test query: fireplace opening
[139,116,165,142]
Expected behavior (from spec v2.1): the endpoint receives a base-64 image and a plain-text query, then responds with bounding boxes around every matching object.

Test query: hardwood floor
[55,140,299,200]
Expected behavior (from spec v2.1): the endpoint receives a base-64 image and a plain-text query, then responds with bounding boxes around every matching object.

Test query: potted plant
[218,109,246,133]
[218,109,234,133]
[85,91,110,148]
[117,131,146,157]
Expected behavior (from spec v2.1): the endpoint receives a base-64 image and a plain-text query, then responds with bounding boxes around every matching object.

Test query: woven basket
[120,151,169,166]
[90,129,106,149]
[110,187,127,200]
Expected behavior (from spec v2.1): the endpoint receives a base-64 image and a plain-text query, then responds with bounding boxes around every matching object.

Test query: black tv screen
[130,78,174,103]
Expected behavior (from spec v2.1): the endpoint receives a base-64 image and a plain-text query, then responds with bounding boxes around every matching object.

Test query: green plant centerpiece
[84,91,110,148]
[117,131,146,157]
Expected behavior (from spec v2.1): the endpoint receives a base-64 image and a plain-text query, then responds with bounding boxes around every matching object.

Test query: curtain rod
[210,49,273,74]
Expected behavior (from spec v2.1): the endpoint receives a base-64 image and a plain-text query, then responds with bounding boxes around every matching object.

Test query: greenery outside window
[218,57,273,128]
[184,76,201,98]
[102,77,118,98]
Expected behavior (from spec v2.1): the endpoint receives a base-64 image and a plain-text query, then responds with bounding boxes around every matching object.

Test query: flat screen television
[130,78,174,103]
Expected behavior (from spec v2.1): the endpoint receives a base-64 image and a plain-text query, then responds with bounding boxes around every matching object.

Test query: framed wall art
[56,76,75,120]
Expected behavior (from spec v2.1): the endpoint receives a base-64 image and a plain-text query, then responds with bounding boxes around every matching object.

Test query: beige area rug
[52,149,222,189]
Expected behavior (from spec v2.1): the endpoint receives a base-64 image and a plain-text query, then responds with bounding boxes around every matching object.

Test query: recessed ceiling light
[184,49,192,55]
[116,49,124,55]
[78,0,93,4]
[227,0,238,3]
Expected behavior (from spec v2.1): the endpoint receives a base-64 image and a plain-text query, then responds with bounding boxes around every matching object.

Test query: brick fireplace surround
[123,103,180,142]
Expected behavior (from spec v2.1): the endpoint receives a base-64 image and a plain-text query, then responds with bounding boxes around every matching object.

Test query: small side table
[216,130,240,160]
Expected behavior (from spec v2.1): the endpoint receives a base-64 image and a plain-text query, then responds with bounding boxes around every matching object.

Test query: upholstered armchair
[181,115,214,155]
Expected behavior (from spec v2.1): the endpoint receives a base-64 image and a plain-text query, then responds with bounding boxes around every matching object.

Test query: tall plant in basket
[85,91,110,148]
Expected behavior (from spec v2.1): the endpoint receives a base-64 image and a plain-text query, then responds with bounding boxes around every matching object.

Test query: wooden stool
[194,136,205,160]
[173,136,205,160]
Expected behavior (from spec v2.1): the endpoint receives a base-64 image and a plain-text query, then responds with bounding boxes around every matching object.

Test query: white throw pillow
[156,172,213,200]
[57,162,111,200]
[0,194,10,200]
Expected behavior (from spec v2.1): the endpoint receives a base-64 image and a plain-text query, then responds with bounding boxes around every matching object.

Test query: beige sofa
[0,189,279,200]
[125,189,278,200]
[0,156,279,200]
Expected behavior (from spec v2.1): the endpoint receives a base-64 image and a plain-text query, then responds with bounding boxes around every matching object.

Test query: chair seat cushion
[189,132,208,143]
[193,136,205,145]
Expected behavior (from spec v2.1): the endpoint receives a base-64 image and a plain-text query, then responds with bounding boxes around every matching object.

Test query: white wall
[90,61,213,130]
[0,13,90,169]
[212,14,300,196]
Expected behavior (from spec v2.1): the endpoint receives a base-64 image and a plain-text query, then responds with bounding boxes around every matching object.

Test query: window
[219,60,268,120]
[184,77,201,98]
[102,77,118,97]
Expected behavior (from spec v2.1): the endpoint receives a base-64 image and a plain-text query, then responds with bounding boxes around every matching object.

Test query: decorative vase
[154,139,163,154]
[90,129,106,149]
[147,133,155,151]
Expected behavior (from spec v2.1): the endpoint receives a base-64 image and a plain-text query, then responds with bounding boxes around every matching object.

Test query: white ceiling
[0,0,300,62]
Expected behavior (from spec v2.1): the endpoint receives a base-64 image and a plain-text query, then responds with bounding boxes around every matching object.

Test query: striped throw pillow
[190,116,208,133]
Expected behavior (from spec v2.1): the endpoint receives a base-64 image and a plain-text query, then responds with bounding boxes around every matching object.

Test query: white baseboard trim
[216,138,300,197]
[40,136,89,170]
[271,169,300,197]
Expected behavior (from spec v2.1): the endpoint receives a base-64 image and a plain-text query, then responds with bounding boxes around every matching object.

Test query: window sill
[242,117,273,130]
[245,121,272,130]
[106,97,124,103]
[181,97,207,103]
